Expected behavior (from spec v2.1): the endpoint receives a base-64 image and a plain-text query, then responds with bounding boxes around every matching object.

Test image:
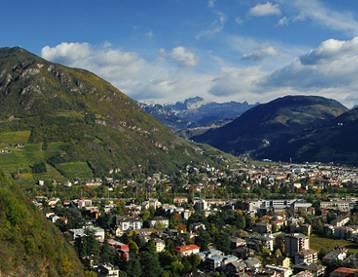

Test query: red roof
[176,244,200,253]
[333,267,358,274]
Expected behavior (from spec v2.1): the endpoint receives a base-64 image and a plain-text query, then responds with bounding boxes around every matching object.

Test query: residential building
[285,233,309,257]
[176,244,200,256]
[295,249,318,265]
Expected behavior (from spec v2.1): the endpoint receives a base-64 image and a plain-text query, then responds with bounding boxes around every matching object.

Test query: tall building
[285,233,309,257]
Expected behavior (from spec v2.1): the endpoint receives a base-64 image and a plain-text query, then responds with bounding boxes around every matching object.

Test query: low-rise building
[176,244,200,256]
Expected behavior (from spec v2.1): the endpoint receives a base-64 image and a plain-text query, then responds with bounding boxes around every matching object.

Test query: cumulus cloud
[41,42,209,102]
[40,38,358,107]
[261,37,358,106]
[170,46,198,66]
[241,46,278,61]
[286,0,358,35]
[209,66,266,97]
[42,42,91,63]
[228,35,306,68]
[249,2,281,17]
[277,16,289,26]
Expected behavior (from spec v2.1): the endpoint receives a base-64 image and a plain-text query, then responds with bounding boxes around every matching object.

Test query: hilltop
[194,95,349,162]
[0,47,218,183]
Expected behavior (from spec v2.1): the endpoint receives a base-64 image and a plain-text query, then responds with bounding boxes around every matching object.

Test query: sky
[1,0,358,107]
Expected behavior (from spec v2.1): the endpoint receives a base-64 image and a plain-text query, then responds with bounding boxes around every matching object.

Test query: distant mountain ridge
[139,97,256,133]
[193,95,355,164]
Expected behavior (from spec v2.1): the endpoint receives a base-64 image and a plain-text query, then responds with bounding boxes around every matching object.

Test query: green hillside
[0,172,83,276]
[0,47,213,183]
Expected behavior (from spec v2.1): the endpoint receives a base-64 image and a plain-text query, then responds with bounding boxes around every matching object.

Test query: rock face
[194,95,352,164]
[0,47,214,177]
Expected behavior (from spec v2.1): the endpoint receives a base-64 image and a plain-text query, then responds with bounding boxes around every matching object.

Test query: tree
[170,260,184,275]
[128,240,139,254]
[195,230,211,250]
[214,231,230,253]
[140,251,163,277]
[100,241,116,264]
[32,162,47,174]
[127,255,142,277]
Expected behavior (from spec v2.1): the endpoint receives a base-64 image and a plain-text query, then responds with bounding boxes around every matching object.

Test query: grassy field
[0,130,31,144]
[310,234,358,254]
[55,161,93,180]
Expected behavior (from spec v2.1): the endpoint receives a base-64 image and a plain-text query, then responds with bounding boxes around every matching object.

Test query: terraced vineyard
[0,130,93,184]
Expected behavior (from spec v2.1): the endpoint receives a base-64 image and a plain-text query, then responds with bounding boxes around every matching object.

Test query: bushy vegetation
[0,172,83,276]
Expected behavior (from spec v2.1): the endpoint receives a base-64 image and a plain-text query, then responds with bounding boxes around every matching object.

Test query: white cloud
[277,16,289,26]
[42,42,91,63]
[235,16,243,25]
[208,0,216,8]
[262,37,358,106]
[249,2,281,17]
[144,31,153,38]
[228,35,306,68]
[286,0,358,35]
[196,11,226,39]
[41,42,209,103]
[40,38,358,107]
[170,46,198,67]
[209,66,266,97]
[241,46,278,61]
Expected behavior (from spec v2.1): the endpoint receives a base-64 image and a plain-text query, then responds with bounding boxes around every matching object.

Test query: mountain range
[139,97,255,136]
[0,47,223,184]
[194,95,358,165]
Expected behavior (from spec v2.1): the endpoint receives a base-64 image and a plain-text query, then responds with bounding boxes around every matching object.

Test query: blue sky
[1,0,358,106]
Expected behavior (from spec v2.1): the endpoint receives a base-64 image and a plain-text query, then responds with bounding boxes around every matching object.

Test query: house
[193,198,208,211]
[295,270,313,277]
[323,248,348,265]
[70,226,105,242]
[142,198,161,209]
[295,249,318,265]
[96,264,119,277]
[265,265,293,277]
[278,257,291,269]
[152,238,166,253]
[190,222,206,232]
[173,196,188,205]
[332,216,351,227]
[107,239,129,261]
[115,217,142,236]
[247,234,274,251]
[245,257,262,273]
[231,237,247,249]
[293,263,326,276]
[223,259,246,276]
[254,222,272,234]
[149,217,169,229]
[176,244,200,256]
[329,267,358,277]
[205,255,224,271]
[77,199,93,208]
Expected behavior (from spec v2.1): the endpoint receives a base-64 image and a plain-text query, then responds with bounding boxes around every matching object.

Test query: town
[32,159,358,277]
